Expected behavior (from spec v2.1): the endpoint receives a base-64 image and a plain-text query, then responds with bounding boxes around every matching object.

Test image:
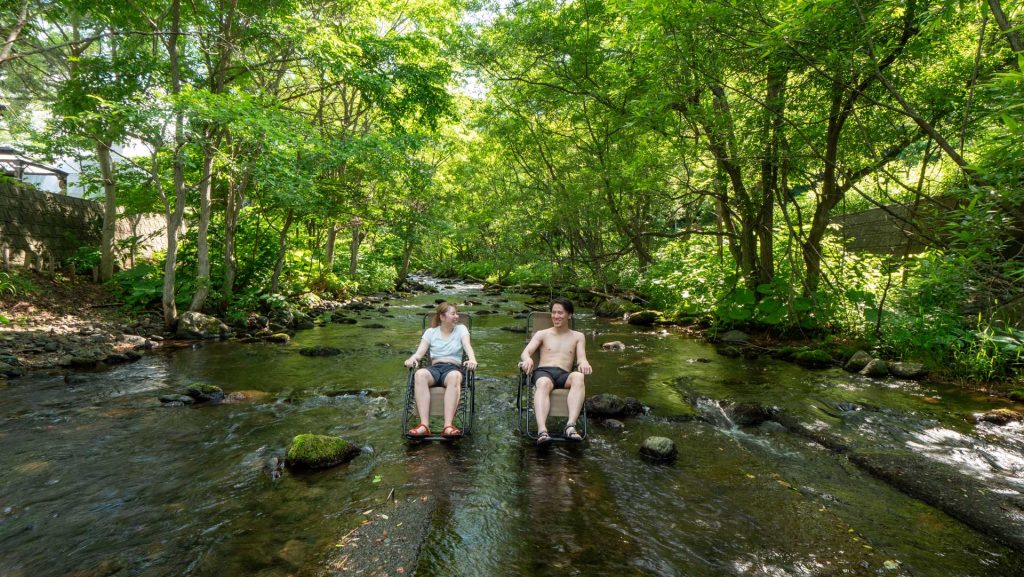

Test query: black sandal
[564,422,582,442]
[536,430,552,445]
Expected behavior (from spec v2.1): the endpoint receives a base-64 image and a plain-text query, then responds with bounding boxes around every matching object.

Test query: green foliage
[0,271,38,297]
[66,246,102,272]
[109,262,165,310]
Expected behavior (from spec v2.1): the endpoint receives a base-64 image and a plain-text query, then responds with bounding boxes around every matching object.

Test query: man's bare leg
[442,370,463,430]
[413,368,435,428]
[566,372,586,426]
[534,377,553,434]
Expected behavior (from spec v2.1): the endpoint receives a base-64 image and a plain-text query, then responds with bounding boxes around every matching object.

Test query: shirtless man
[519,297,592,443]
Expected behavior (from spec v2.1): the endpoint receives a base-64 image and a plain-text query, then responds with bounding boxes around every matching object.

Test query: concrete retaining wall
[0,183,168,270]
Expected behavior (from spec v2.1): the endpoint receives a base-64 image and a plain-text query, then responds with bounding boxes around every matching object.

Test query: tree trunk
[189,141,215,312]
[270,209,294,294]
[162,0,185,331]
[96,140,117,282]
[348,216,363,278]
[0,0,30,65]
[757,66,786,287]
[399,235,414,286]
[324,221,338,272]
[988,0,1023,68]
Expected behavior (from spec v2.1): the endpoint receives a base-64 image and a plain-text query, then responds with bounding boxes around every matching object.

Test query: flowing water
[2,281,1023,576]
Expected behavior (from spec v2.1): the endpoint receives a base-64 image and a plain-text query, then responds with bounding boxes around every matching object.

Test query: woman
[404,301,478,437]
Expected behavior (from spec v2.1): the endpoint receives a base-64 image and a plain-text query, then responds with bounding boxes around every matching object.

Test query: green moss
[189,383,223,395]
[1008,389,1024,403]
[793,349,833,368]
[286,434,360,470]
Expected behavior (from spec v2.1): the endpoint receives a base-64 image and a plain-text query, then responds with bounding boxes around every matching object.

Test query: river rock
[967,408,1023,426]
[362,323,386,329]
[719,330,750,345]
[120,334,154,350]
[299,346,342,357]
[602,341,626,351]
[639,436,677,462]
[265,333,291,343]
[186,383,225,403]
[844,350,873,372]
[285,434,361,470]
[1010,389,1024,403]
[586,393,643,417]
[794,349,832,368]
[726,403,777,427]
[0,361,24,378]
[160,394,195,405]
[626,310,660,326]
[594,298,637,318]
[176,312,230,340]
[602,418,625,430]
[860,358,889,378]
[293,312,315,330]
[331,316,358,324]
[890,362,928,380]
[716,345,743,358]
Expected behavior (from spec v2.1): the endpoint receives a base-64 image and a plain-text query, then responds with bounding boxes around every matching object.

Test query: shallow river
[2,282,1023,576]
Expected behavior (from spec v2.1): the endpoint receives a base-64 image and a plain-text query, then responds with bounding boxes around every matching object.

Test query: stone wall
[832,197,957,255]
[0,183,168,270]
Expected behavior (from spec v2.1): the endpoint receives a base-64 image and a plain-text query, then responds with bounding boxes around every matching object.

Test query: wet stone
[639,436,677,462]
[844,350,873,372]
[890,362,928,380]
[860,358,889,378]
[602,341,626,351]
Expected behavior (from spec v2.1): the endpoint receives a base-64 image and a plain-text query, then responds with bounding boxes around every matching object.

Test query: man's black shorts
[532,366,572,389]
[426,362,463,386]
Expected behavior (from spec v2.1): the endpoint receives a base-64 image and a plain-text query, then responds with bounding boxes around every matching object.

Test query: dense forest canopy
[1,0,1023,381]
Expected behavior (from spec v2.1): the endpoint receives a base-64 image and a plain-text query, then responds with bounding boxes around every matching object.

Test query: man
[519,297,592,444]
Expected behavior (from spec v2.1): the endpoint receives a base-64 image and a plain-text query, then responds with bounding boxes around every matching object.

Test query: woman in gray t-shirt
[404,302,477,437]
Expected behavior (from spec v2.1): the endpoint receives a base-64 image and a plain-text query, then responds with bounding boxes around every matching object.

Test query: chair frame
[516,311,588,441]
[402,312,476,441]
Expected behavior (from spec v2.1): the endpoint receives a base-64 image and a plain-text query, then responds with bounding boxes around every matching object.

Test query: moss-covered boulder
[177,311,230,340]
[639,436,677,462]
[968,408,1023,426]
[285,434,361,470]
[890,362,928,380]
[585,394,644,418]
[266,333,291,344]
[844,350,873,372]
[859,358,889,378]
[1009,389,1024,403]
[186,383,225,403]
[626,310,661,326]
[793,349,832,368]
[594,298,639,318]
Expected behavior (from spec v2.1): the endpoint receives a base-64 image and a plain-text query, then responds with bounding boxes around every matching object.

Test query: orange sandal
[408,423,431,437]
[441,425,462,437]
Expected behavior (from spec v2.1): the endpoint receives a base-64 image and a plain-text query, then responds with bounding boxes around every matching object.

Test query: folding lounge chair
[402,312,476,441]
[516,312,587,441]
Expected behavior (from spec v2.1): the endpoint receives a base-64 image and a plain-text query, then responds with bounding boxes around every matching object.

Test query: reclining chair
[402,312,476,441]
[516,311,587,442]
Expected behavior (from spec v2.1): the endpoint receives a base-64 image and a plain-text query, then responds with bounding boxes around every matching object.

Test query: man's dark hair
[550,297,574,315]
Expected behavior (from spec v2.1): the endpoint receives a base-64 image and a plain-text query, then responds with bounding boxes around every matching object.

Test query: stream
[1,280,1023,576]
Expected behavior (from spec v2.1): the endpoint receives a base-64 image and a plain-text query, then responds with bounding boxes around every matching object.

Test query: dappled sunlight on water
[1,284,1023,575]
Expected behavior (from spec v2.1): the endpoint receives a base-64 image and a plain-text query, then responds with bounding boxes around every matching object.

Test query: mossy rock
[793,349,833,368]
[626,310,661,326]
[639,436,677,462]
[186,383,225,403]
[1009,389,1024,403]
[594,298,639,318]
[285,434,361,470]
[266,333,291,343]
